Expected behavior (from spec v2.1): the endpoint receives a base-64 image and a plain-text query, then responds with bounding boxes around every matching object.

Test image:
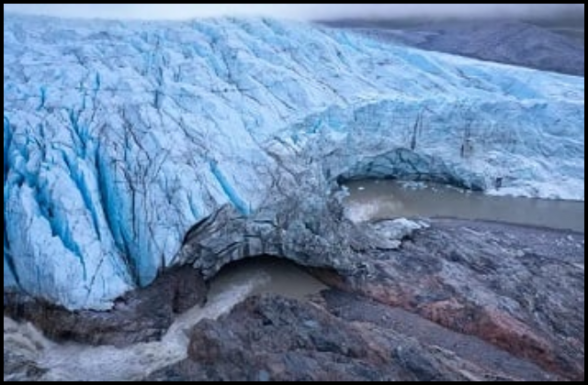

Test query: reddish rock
[146,293,557,381]
[312,219,585,380]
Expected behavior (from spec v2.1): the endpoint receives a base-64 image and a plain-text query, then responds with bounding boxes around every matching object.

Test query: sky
[3,4,585,21]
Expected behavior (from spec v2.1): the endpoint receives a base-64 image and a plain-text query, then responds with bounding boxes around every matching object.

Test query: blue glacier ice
[3,14,584,309]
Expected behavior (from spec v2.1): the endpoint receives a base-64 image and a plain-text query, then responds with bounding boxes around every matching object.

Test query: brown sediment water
[4,257,327,381]
[343,179,584,233]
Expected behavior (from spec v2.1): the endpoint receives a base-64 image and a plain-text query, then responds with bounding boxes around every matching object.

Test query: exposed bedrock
[170,203,585,380]
[311,219,585,380]
[146,292,558,381]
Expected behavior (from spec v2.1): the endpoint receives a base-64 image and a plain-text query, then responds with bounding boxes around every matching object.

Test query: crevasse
[3,14,584,309]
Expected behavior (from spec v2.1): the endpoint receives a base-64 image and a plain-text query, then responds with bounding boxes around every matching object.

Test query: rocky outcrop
[2,218,584,381]
[4,266,207,347]
[146,292,557,381]
[312,219,585,380]
[177,211,584,380]
[147,216,584,382]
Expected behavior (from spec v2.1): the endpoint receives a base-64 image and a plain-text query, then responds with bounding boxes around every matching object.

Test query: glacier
[3,14,584,310]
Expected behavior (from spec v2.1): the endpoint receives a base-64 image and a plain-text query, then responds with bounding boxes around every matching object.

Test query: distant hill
[319,18,584,76]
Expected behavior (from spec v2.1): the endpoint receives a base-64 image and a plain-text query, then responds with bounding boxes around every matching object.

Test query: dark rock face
[313,219,585,381]
[146,293,556,381]
[4,266,207,347]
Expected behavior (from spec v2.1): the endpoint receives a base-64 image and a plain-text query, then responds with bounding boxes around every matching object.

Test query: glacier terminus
[3,14,584,310]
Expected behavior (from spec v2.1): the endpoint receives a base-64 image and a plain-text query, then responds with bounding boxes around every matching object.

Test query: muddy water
[343,180,584,233]
[4,258,326,381]
[212,256,327,300]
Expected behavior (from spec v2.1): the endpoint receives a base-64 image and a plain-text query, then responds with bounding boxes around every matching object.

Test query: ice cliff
[3,14,584,309]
